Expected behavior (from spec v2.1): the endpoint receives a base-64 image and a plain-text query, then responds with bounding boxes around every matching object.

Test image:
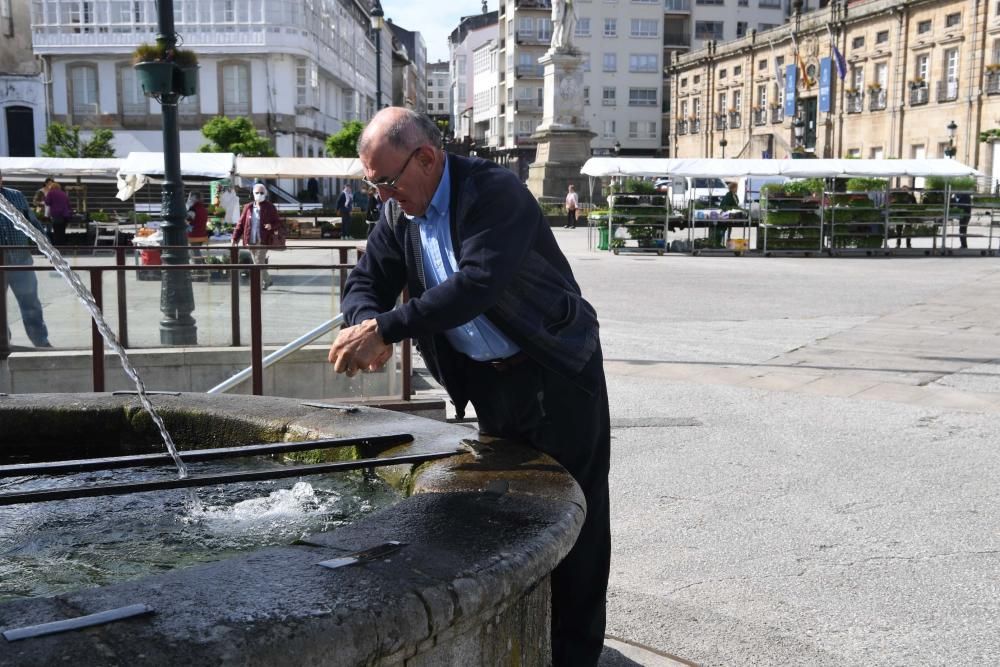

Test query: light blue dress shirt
[412,157,520,361]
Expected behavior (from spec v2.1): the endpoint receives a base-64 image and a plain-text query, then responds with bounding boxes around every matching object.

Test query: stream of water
[0,196,188,478]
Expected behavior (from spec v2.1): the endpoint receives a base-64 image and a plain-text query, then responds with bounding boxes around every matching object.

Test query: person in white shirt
[564,184,579,229]
[231,183,280,289]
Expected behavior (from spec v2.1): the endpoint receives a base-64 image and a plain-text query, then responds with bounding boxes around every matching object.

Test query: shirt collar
[406,155,450,222]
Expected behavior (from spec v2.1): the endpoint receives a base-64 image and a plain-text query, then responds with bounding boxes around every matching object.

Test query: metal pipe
[0,449,464,506]
[207,314,345,394]
[90,268,104,391]
[250,267,263,394]
[0,432,412,477]
[115,247,129,348]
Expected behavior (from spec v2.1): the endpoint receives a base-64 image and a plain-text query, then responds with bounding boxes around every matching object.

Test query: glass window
[628,88,657,106]
[602,86,616,105]
[917,20,931,34]
[719,69,727,79]
[603,53,617,72]
[120,65,146,115]
[629,19,657,38]
[222,63,250,115]
[694,21,723,40]
[576,17,590,36]
[70,64,98,115]
[603,120,615,138]
[876,30,889,44]
[733,65,742,76]
[629,54,658,73]
[944,48,958,81]
[945,13,961,28]
[852,36,865,49]
[604,18,616,37]
[737,22,748,39]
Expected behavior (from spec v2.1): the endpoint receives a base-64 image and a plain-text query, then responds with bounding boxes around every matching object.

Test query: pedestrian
[717,180,741,247]
[186,191,209,259]
[892,186,916,249]
[232,182,279,290]
[364,185,381,237]
[0,169,52,347]
[564,183,578,228]
[336,184,354,240]
[32,177,54,239]
[43,180,73,246]
[327,107,610,667]
[952,189,972,249]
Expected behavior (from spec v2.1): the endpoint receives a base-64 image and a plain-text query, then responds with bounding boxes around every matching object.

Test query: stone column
[527,50,595,200]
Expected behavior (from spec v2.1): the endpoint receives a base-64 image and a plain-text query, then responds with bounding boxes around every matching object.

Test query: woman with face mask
[232,183,280,289]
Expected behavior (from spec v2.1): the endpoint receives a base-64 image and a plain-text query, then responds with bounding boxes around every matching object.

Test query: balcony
[729,111,741,129]
[846,92,864,114]
[515,0,553,9]
[752,109,766,126]
[868,88,887,111]
[515,64,544,78]
[515,99,542,112]
[937,79,959,102]
[515,31,548,45]
[770,106,784,124]
[677,120,688,135]
[714,114,727,131]
[664,31,691,47]
[664,0,692,11]
[690,119,701,133]
[909,83,929,106]
[987,70,1000,95]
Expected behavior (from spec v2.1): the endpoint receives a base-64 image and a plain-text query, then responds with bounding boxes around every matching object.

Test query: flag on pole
[826,24,847,80]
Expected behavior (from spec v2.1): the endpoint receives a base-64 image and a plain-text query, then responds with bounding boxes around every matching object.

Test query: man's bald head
[358,107,442,158]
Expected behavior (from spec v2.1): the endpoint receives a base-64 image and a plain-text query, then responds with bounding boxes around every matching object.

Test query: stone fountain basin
[0,393,584,666]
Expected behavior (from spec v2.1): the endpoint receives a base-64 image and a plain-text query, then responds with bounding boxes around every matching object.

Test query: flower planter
[174,66,199,97]
[135,61,176,96]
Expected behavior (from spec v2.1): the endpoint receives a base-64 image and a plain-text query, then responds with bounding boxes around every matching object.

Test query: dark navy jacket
[341,154,600,413]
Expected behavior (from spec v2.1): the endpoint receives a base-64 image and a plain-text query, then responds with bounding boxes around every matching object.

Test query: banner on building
[819,57,831,113]
[784,64,797,118]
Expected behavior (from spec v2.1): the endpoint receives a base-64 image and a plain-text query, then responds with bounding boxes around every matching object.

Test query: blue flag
[832,44,847,81]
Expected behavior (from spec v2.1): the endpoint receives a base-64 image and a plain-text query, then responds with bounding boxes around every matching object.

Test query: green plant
[623,179,656,194]
[40,122,115,158]
[325,120,366,157]
[173,49,198,68]
[925,175,976,192]
[845,177,887,192]
[979,127,1000,143]
[783,179,824,197]
[89,210,109,222]
[199,116,275,156]
[133,42,197,66]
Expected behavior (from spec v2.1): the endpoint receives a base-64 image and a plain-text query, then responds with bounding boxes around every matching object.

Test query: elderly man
[327,107,610,666]
[0,170,52,347]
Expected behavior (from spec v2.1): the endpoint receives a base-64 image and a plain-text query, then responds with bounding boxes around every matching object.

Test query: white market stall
[233,157,364,180]
[0,157,123,179]
[580,158,987,255]
[115,152,236,200]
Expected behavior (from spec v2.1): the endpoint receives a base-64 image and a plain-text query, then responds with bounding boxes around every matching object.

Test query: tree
[199,116,275,156]
[325,120,365,157]
[40,122,116,158]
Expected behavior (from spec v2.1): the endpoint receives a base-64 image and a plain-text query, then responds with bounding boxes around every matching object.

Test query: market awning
[580,157,983,179]
[234,157,364,180]
[0,157,123,179]
[116,152,235,200]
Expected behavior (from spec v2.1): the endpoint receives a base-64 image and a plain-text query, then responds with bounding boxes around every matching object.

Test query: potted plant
[133,41,199,97]
[908,78,926,90]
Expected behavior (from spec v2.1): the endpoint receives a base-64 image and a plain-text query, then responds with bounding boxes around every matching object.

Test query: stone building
[1,0,45,156]
[670,0,1000,188]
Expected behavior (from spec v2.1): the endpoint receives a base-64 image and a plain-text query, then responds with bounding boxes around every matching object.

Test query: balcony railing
[515,31,548,45]
[664,0,692,11]
[729,111,741,129]
[909,84,929,106]
[677,120,688,135]
[868,88,887,111]
[690,119,701,133]
[987,70,1000,95]
[937,79,959,102]
[514,99,542,112]
[770,106,784,123]
[714,114,727,131]
[515,64,544,78]
[664,31,691,46]
[515,0,553,9]
[846,92,864,114]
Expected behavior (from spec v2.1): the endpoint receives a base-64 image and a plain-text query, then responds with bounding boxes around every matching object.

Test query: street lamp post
[371,0,384,109]
[945,120,958,158]
[152,0,196,344]
[613,140,621,156]
[792,116,806,151]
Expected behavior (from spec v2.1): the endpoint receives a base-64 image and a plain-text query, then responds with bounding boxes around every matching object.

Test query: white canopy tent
[115,152,236,200]
[233,157,364,180]
[0,157,123,179]
[580,157,983,179]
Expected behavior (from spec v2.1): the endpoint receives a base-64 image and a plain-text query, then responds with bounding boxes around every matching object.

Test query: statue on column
[550,0,577,53]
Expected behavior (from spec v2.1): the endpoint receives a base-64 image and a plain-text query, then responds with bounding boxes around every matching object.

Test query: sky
[380,0,493,64]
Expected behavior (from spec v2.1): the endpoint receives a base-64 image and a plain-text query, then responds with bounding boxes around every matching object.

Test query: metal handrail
[207,313,345,394]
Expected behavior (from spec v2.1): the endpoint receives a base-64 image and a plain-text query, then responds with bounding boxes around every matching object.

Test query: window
[695,21,723,40]
[917,20,931,34]
[733,65,742,76]
[870,147,884,159]
[757,84,767,108]
[629,121,656,138]
[681,77,687,87]
[693,75,700,84]
[604,18,616,37]
[696,0,724,4]
[717,92,727,114]
[602,86,616,106]
[629,88,657,106]
[692,97,701,118]
[758,23,779,32]
[739,0,749,5]
[576,17,590,36]
[758,59,768,71]
[737,22,748,39]
[680,100,688,118]
[852,36,865,50]
[603,53,617,72]
[944,48,958,81]
[296,59,307,107]
[583,86,590,105]
[945,13,961,28]
[718,69,727,79]
[851,65,863,91]
[222,63,250,115]
[733,89,742,112]
[630,19,658,38]
[759,0,781,7]
[603,120,616,138]
[875,62,888,88]
[847,148,861,158]
[630,54,657,72]
[1,0,12,37]
[583,54,591,72]
[119,65,146,116]
[876,30,889,44]
[69,64,98,115]
[915,53,929,81]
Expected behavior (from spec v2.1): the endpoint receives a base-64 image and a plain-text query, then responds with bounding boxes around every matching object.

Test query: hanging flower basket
[135,61,177,96]
[174,66,199,97]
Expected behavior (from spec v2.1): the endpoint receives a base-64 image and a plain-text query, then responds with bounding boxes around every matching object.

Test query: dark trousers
[464,346,610,667]
[566,209,577,228]
[51,215,68,246]
[3,252,50,347]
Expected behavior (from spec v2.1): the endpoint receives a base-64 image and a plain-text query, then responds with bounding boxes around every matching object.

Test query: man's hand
[328,319,393,377]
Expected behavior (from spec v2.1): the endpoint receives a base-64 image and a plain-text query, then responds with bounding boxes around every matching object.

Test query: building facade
[29,0,387,168]
[449,10,498,142]
[388,21,428,112]
[671,0,1000,187]
[1,0,45,156]
[426,60,452,136]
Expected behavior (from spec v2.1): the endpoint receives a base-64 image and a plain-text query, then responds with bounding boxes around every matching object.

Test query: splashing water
[0,196,188,478]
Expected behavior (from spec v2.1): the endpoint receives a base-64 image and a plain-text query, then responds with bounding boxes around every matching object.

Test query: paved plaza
[7,233,1000,665]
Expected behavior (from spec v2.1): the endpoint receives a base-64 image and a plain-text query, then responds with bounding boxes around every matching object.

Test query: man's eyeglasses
[361,147,421,192]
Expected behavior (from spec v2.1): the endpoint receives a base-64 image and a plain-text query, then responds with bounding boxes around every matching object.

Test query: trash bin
[597,226,609,251]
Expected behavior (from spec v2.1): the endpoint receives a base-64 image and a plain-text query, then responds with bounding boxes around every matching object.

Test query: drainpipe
[892,4,909,166]
[707,41,715,157]
[748,30,756,156]
[968,0,986,171]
